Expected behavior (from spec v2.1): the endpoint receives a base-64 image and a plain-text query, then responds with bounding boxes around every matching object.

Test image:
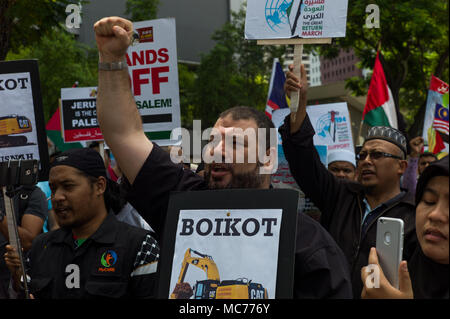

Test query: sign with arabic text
[245,0,349,40]
[60,87,103,143]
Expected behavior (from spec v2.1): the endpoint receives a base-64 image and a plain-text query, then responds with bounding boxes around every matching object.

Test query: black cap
[415,156,449,206]
[50,148,106,178]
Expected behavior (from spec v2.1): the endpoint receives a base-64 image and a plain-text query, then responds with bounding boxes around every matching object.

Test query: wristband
[98,60,128,71]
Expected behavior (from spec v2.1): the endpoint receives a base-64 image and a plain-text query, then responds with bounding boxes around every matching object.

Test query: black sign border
[0,59,50,181]
[157,188,299,299]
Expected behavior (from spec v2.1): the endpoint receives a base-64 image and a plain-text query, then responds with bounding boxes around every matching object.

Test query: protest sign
[422,76,449,155]
[247,1,347,120]
[158,189,298,299]
[271,102,353,213]
[0,60,49,180]
[245,0,349,40]
[272,102,354,167]
[60,87,102,143]
[127,18,181,146]
[306,102,354,153]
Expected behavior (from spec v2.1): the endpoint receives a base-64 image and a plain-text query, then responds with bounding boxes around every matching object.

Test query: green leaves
[187,6,286,127]
[7,28,98,122]
[316,0,449,136]
[125,0,159,22]
[1,0,83,60]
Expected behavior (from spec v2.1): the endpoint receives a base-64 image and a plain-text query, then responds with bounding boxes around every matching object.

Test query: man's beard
[205,163,265,190]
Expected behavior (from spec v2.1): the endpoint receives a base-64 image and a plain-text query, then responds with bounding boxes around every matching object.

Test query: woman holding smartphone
[361,156,449,299]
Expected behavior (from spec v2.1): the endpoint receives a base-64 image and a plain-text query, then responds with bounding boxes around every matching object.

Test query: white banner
[245,0,349,39]
[271,103,353,212]
[272,102,354,154]
[306,102,354,153]
[127,18,181,146]
[169,209,282,299]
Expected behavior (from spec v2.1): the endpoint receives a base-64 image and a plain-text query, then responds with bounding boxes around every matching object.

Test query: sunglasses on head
[356,151,403,161]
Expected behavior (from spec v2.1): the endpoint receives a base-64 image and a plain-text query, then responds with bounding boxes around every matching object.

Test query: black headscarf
[409,156,449,299]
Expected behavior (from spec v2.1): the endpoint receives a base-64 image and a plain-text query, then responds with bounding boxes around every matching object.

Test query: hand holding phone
[375,217,404,289]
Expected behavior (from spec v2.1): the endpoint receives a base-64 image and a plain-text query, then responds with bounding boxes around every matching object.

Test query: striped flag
[433,103,449,135]
[424,76,449,155]
[362,51,399,129]
[265,59,289,119]
[287,0,304,36]
[428,126,446,154]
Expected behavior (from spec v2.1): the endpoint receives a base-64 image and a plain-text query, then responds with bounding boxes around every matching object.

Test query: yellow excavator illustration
[170,248,268,299]
[0,115,32,147]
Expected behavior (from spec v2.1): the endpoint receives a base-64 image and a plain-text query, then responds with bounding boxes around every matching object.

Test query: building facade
[320,48,363,85]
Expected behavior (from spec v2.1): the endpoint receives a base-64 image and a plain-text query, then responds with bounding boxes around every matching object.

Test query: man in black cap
[282,67,416,298]
[4,148,159,299]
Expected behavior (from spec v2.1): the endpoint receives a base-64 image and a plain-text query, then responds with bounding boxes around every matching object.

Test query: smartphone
[376,217,404,289]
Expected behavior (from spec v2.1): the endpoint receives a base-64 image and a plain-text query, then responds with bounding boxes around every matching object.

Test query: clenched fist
[94,16,134,63]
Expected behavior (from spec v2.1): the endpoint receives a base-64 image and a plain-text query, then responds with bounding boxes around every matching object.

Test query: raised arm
[279,63,348,226]
[94,17,153,184]
[284,63,308,134]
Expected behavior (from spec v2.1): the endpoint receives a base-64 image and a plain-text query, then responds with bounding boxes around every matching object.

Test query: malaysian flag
[433,103,449,135]
[265,59,289,119]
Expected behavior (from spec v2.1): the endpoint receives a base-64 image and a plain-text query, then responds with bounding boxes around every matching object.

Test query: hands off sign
[245,0,349,39]
[127,18,181,146]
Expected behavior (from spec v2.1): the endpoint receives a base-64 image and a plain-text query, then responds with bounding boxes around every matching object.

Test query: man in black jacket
[4,149,159,299]
[93,16,352,298]
[282,65,416,297]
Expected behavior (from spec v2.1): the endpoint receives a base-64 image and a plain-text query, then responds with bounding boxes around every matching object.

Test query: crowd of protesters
[0,17,448,299]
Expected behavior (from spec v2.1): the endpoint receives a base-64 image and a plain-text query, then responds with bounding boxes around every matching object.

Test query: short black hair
[419,152,438,160]
[89,141,100,149]
[219,106,275,150]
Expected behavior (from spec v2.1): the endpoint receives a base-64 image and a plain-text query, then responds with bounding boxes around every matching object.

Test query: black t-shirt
[126,144,207,239]
[0,186,48,247]
[0,186,48,298]
[26,213,160,299]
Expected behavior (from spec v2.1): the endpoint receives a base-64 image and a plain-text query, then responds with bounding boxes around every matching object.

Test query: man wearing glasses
[282,67,416,298]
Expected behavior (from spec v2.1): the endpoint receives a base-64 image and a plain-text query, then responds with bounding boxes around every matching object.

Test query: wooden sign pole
[291,43,304,114]
[257,38,332,117]
[2,186,30,299]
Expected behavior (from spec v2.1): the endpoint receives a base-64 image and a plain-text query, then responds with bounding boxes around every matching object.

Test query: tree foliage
[314,0,449,137]
[0,0,83,61]
[7,28,98,122]
[125,0,159,22]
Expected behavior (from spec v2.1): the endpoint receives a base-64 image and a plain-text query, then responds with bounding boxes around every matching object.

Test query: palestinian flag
[46,107,83,152]
[362,51,399,129]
